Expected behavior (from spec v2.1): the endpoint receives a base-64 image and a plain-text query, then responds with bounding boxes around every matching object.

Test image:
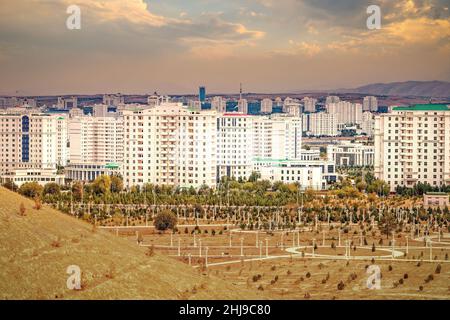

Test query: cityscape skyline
[1,0,450,95]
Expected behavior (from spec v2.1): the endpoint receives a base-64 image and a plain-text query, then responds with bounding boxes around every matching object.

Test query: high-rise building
[217,113,254,180]
[302,97,317,113]
[260,98,273,114]
[66,111,123,181]
[0,112,68,174]
[274,97,283,108]
[122,103,217,189]
[374,104,450,192]
[211,96,226,113]
[252,115,303,160]
[363,96,378,112]
[199,86,206,103]
[361,111,375,136]
[326,101,363,125]
[237,99,248,114]
[283,97,301,116]
[326,96,340,105]
[103,93,124,106]
[304,113,338,136]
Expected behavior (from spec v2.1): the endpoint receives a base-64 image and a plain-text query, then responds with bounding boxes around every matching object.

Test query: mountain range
[337,81,450,97]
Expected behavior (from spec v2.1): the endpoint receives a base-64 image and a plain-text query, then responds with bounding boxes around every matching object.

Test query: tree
[367,179,390,196]
[92,175,111,195]
[249,171,261,183]
[2,180,18,191]
[110,175,123,193]
[43,183,61,196]
[379,212,396,238]
[34,197,42,210]
[72,181,83,201]
[18,182,43,198]
[154,210,177,231]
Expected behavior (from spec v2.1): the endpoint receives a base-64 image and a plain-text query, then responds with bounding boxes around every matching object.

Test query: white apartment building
[122,103,217,189]
[325,96,340,105]
[260,98,273,114]
[217,114,303,180]
[211,96,227,113]
[283,97,301,116]
[237,99,248,114]
[217,113,254,180]
[361,111,375,136]
[55,115,69,166]
[252,115,303,160]
[363,96,378,112]
[302,97,317,113]
[303,113,338,136]
[0,112,68,185]
[374,104,450,192]
[285,103,301,117]
[103,93,125,106]
[327,101,363,125]
[66,112,123,181]
[255,159,337,190]
[327,141,375,167]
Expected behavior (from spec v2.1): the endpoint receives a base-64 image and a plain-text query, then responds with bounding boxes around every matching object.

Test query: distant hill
[338,81,450,97]
[0,187,258,299]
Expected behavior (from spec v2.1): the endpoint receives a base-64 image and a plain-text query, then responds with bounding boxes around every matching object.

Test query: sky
[0,0,449,95]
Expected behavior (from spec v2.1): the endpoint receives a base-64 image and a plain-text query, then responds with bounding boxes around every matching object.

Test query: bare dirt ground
[110,223,450,300]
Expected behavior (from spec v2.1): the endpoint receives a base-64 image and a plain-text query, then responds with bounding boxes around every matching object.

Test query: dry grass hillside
[0,187,260,300]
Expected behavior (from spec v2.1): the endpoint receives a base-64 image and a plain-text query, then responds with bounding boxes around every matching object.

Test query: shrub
[306,272,311,278]
[18,182,43,199]
[43,183,61,196]
[153,210,177,231]
[388,265,393,271]
[34,197,42,210]
[435,264,441,274]
[146,245,155,257]
[337,281,345,290]
[19,203,26,216]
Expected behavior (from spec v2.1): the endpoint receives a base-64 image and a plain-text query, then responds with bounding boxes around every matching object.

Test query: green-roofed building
[374,103,450,193]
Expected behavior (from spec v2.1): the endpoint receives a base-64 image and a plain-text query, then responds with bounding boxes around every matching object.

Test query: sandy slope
[0,187,259,300]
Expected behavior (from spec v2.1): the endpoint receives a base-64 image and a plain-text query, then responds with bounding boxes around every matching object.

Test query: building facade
[122,103,217,189]
[374,104,450,192]
[304,113,338,136]
[327,141,375,167]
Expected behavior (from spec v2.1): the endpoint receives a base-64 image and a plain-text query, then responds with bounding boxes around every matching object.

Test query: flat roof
[393,104,450,112]
[425,192,449,196]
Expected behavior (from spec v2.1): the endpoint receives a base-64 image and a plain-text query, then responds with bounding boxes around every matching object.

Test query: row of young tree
[395,182,450,196]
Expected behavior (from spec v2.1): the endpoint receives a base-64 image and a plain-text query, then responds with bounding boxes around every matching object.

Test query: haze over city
[1,0,450,95]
